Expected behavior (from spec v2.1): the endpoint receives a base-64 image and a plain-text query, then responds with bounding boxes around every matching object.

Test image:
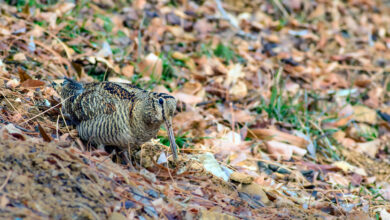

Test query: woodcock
[55,78,178,161]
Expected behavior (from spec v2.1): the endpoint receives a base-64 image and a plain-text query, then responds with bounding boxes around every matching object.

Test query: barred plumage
[56,78,178,161]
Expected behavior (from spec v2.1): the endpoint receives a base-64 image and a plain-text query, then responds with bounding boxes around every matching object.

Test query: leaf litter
[0,0,390,219]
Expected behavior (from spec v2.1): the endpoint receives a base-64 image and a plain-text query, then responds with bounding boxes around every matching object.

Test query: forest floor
[0,0,390,219]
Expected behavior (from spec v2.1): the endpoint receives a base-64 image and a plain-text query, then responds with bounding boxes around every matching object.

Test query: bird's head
[142,93,178,160]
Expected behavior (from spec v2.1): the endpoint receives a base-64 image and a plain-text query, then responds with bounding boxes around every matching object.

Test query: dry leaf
[266,140,307,160]
[346,123,377,141]
[364,87,383,109]
[249,128,309,149]
[37,123,52,142]
[20,79,45,88]
[225,64,244,87]
[351,105,377,124]
[55,2,75,16]
[327,173,349,187]
[222,108,254,124]
[197,152,229,182]
[179,81,205,99]
[173,111,205,136]
[5,78,20,89]
[332,161,367,176]
[138,53,163,79]
[4,124,25,141]
[230,80,248,99]
[18,67,31,82]
[37,12,57,28]
[355,140,381,158]
[173,92,203,105]
[121,65,134,78]
[13,53,26,61]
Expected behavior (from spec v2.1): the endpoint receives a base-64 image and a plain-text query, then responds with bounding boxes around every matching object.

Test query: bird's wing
[70,82,139,122]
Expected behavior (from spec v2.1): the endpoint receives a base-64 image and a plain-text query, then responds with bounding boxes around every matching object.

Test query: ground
[0,0,390,219]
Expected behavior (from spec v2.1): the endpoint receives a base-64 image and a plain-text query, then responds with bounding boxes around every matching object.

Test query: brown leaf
[20,79,45,88]
[327,172,349,187]
[121,65,134,78]
[37,123,52,142]
[351,105,377,124]
[18,67,32,82]
[137,53,163,79]
[222,108,254,124]
[355,140,381,158]
[265,140,307,160]
[173,92,203,105]
[248,128,309,149]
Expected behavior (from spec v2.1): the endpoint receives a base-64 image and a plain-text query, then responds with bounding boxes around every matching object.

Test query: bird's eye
[158,98,164,105]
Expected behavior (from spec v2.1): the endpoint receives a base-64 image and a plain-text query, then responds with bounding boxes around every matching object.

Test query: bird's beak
[164,116,178,161]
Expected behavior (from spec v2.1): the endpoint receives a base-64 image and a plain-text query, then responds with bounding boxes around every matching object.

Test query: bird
[54,78,178,162]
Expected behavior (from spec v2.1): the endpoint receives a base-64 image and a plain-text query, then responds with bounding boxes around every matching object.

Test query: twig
[21,96,71,125]
[56,115,60,140]
[59,108,73,138]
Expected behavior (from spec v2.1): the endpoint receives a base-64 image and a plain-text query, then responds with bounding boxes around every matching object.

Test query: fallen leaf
[230,80,248,99]
[4,124,25,141]
[54,2,75,16]
[364,87,383,109]
[249,128,309,149]
[266,140,307,160]
[173,92,203,105]
[107,77,131,84]
[355,140,381,158]
[332,161,367,176]
[138,53,163,79]
[346,123,377,141]
[222,108,255,124]
[37,123,52,142]
[6,78,20,89]
[37,12,57,28]
[18,67,31,82]
[225,64,244,87]
[20,79,45,88]
[197,152,229,182]
[327,172,349,187]
[351,105,377,124]
[121,65,134,78]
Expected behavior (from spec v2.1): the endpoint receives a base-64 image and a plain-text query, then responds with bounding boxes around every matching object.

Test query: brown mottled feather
[56,79,178,160]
